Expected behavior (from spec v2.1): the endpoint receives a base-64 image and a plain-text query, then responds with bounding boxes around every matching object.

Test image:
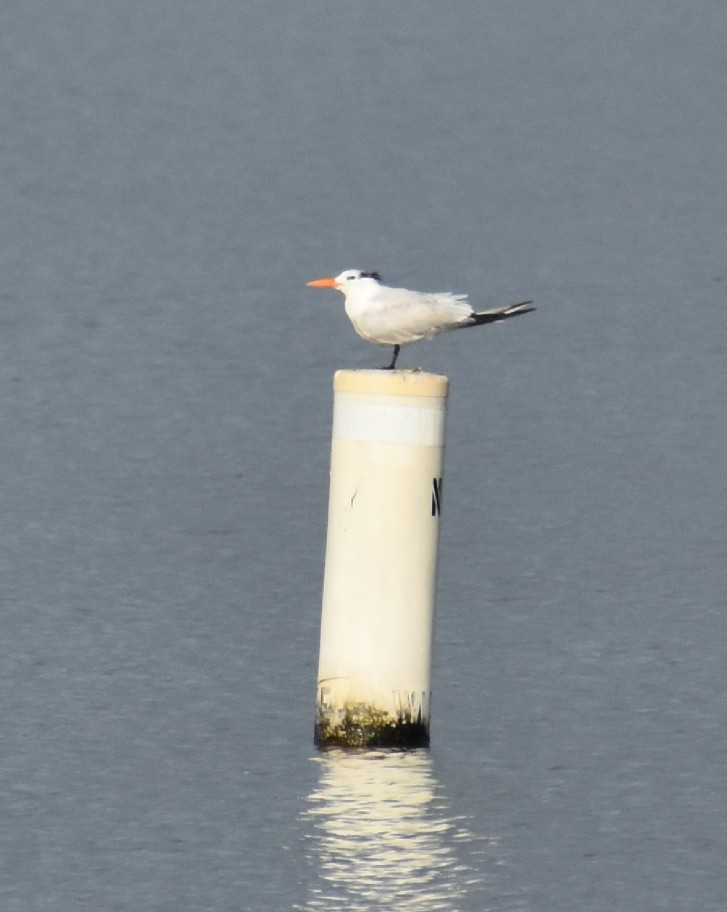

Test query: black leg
[384,345,400,370]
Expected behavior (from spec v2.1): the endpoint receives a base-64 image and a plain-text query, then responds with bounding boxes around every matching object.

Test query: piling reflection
[297,749,492,911]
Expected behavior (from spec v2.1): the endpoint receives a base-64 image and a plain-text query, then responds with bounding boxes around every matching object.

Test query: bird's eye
[346,274,356,280]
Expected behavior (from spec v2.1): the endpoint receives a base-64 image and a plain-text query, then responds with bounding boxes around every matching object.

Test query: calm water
[1,1,726,909]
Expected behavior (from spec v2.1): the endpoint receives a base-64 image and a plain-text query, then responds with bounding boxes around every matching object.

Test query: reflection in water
[297,749,496,911]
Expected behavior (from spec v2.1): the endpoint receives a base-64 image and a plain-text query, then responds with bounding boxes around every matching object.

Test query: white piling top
[332,370,449,447]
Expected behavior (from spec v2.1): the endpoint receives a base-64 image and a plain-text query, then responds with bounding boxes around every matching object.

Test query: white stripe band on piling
[315,369,449,748]
[333,397,446,446]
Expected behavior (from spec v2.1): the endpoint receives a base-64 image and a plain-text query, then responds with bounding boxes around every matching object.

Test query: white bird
[306,269,535,369]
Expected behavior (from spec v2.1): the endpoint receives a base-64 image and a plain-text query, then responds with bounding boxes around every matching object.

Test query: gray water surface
[1,1,726,909]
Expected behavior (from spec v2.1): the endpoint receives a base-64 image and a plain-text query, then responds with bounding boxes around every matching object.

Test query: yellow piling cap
[333,369,449,399]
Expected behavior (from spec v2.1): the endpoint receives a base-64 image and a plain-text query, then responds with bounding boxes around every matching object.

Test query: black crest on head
[360,271,382,281]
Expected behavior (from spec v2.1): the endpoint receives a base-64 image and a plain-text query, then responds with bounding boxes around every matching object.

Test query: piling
[315,369,448,748]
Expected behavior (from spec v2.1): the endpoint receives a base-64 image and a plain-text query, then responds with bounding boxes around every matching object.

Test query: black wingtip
[511,300,535,314]
[471,301,536,326]
[499,300,535,315]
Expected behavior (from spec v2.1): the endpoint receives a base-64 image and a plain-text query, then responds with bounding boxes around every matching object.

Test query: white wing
[346,285,474,345]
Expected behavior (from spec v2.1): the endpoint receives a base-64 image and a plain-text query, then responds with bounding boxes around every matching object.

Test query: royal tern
[306,269,535,369]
